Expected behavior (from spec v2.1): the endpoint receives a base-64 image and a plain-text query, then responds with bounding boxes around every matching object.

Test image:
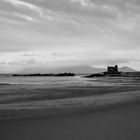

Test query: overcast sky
[0,0,140,73]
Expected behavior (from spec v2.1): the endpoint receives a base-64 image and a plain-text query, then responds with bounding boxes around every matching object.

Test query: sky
[0,0,140,73]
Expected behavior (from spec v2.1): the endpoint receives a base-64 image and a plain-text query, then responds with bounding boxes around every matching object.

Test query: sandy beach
[0,102,140,140]
[0,84,140,140]
[0,84,140,120]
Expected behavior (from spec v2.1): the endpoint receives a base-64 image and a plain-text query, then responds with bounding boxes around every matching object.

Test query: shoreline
[1,99,140,140]
[0,89,140,121]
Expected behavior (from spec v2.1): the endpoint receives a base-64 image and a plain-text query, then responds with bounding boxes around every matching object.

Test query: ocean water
[0,75,140,87]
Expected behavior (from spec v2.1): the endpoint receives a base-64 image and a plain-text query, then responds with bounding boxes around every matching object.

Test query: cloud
[21,0,119,20]
[13,12,36,21]
[71,0,89,7]
[0,0,140,72]
[17,0,140,41]
[5,0,43,17]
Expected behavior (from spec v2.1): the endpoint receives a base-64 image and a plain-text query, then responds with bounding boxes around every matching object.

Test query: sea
[0,75,140,87]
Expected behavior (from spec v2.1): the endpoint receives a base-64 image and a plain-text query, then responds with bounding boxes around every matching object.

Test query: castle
[86,65,140,77]
[86,65,121,77]
[104,65,121,76]
[107,65,118,73]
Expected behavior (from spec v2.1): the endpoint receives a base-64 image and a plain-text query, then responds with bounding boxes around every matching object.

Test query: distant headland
[86,65,140,77]
[11,65,140,77]
[12,72,75,77]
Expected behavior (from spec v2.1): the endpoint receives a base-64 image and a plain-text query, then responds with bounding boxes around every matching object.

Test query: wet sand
[0,104,140,140]
[0,85,140,140]
[0,85,140,120]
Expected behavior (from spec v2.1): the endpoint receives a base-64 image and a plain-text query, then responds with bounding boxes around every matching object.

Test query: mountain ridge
[119,66,137,72]
[21,65,137,74]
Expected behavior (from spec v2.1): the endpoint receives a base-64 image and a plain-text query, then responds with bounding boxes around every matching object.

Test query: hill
[21,65,136,74]
[119,66,137,72]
